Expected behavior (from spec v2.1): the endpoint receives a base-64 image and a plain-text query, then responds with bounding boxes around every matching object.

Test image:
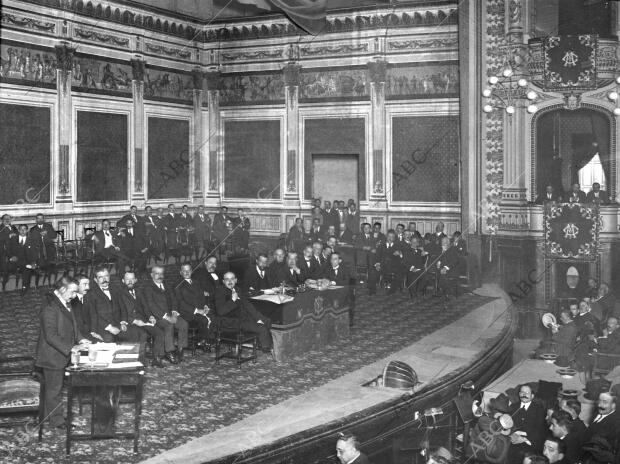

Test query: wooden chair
[0,358,44,441]
[214,317,258,367]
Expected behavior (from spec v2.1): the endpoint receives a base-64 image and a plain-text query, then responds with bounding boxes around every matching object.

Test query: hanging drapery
[236,0,327,35]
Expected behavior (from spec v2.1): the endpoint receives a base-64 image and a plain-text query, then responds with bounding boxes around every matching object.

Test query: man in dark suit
[507,384,547,464]
[116,205,144,234]
[585,183,610,205]
[395,224,407,244]
[344,203,360,242]
[282,252,304,287]
[29,213,56,265]
[300,245,320,281]
[312,241,328,274]
[308,218,325,243]
[451,231,468,276]
[322,201,338,232]
[429,222,447,259]
[85,266,127,343]
[242,253,270,294]
[163,203,180,254]
[143,206,164,260]
[403,237,428,298]
[192,255,221,309]
[35,278,91,428]
[116,271,165,367]
[567,183,587,203]
[369,230,404,295]
[140,265,188,363]
[215,272,272,352]
[436,237,461,299]
[407,222,422,240]
[372,222,386,248]
[584,392,620,451]
[176,263,212,348]
[212,206,230,242]
[550,310,578,361]
[596,316,620,354]
[323,252,351,286]
[549,410,584,464]
[71,274,102,343]
[4,224,39,294]
[535,185,561,205]
[193,205,212,256]
[92,219,129,271]
[266,248,287,287]
[0,214,17,274]
[336,433,372,464]
[288,218,306,254]
[118,218,149,274]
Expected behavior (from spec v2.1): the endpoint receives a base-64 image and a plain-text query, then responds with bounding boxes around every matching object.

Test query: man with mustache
[215,272,272,353]
[507,384,546,464]
[584,392,620,449]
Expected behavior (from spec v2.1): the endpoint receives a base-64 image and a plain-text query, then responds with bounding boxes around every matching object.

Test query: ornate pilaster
[55,43,75,204]
[192,68,204,198]
[131,57,146,200]
[283,62,302,199]
[500,104,528,205]
[205,68,222,198]
[368,59,388,202]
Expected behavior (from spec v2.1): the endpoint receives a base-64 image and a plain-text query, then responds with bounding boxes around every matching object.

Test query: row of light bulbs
[482,67,539,115]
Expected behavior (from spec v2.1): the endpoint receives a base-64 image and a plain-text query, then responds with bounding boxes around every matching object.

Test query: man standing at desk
[35,278,90,429]
[215,272,272,353]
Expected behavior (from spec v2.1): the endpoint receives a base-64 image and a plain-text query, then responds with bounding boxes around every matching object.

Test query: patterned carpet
[0,266,494,464]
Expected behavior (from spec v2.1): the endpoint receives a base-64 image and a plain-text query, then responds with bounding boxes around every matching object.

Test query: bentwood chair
[214,317,258,367]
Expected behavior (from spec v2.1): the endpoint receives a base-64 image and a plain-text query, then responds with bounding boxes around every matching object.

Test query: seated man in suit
[215,272,272,352]
[596,316,620,354]
[586,182,610,205]
[323,252,351,286]
[436,236,460,300]
[535,185,561,205]
[549,410,584,464]
[116,271,166,367]
[140,265,188,363]
[92,219,130,271]
[242,253,270,294]
[584,392,620,447]
[452,231,468,276]
[395,223,407,244]
[192,255,221,309]
[372,222,386,247]
[300,245,320,281]
[403,237,429,298]
[369,229,405,295]
[266,248,287,287]
[35,278,91,429]
[212,206,230,242]
[176,263,212,349]
[5,224,39,294]
[312,241,328,274]
[29,213,57,266]
[283,252,304,287]
[0,214,17,274]
[407,222,422,240]
[336,433,371,464]
[429,222,447,259]
[507,384,547,464]
[308,218,325,243]
[116,205,145,236]
[567,183,586,203]
[71,274,102,343]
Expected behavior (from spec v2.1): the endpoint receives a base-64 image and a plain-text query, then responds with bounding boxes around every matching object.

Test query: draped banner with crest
[544,203,600,260]
[543,35,597,90]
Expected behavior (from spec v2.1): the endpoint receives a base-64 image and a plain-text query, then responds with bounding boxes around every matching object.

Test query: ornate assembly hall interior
[1,0,620,463]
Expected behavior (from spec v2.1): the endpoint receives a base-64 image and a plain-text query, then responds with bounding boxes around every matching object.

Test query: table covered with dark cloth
[254,288,350,362]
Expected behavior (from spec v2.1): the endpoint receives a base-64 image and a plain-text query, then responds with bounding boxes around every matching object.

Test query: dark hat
[489,393,512,414]
[583,379,611,401]
[581,436,615,462]
[555,356,570,368]
[505,387,520,405]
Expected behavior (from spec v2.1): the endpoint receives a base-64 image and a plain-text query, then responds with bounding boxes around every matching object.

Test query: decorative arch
[531,103,616,201]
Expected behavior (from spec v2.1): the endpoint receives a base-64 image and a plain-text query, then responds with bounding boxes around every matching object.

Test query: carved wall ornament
[301,43,368,56]
[388,37,458,50]
[221,49,283,62]
[74,28,130,47]
[368,60,388,84]
[563,92,582,110]
[145,42,192,58]
[131,58,145,81]
[1,13,55,32]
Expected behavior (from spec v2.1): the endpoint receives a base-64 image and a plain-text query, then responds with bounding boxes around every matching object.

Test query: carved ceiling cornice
[11,0,457,44]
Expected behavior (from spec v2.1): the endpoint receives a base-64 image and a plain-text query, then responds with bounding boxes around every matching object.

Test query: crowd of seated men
[0,204,252,295]
[535,182,613,206]
[468,381,620,464]
[537,280,620,372]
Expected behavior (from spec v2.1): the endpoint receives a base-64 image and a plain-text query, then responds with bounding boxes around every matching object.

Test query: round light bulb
[489,76,499,85]
[482,89,492,97]
[527,104,538,114]
[517,78,528,87]
[614,107,620,116]
[483,104,493,113]
[616,76,620,84]
[505,105,515,114]
[609,91,618,101]
[526,90,537,100]
[502,68,513,78]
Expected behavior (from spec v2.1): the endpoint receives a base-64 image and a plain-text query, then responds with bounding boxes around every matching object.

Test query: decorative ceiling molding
[74,27,130,47]
[300,43,368,57]
[1,11,56,32]
[144,41,192,59]
[220,48,284,62]
[388,37,458,51]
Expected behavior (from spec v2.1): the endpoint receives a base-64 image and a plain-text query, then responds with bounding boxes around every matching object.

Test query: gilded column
[55,43,74,204]
[131,57,146,201]
[368,59,388,202]
[192,68,204,199]
[205,68,222,198]
[283,61,301,199]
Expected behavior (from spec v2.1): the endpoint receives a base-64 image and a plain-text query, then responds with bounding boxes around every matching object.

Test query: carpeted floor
[0,266,493,464]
